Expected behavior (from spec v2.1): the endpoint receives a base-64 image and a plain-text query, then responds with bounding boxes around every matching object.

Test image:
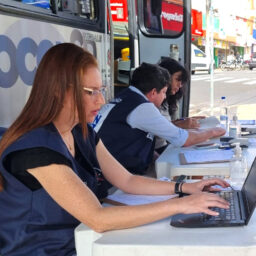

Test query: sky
[191,0,254,17]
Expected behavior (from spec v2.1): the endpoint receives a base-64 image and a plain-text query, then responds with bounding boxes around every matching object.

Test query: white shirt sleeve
[127,102,188,147]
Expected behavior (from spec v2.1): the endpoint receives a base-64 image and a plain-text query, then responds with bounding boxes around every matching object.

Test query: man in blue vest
[93,63,225,175]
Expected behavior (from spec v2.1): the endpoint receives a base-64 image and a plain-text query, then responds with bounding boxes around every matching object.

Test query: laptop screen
[242,157,256,221]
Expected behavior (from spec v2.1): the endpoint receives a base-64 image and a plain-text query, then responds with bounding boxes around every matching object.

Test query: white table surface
[75,138,256,256]
[75,210,256,256]
[155,138,256,179]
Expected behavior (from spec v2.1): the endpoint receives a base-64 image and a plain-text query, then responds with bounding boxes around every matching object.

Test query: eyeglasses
[83,86,106,96]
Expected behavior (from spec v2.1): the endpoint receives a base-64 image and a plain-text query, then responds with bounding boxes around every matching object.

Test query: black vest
[0,124,102,256]
[97,88,155,174]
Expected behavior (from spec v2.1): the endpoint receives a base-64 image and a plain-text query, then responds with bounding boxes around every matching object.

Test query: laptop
[171,157,256,228]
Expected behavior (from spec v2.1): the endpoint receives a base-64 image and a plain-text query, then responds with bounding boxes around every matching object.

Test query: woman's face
[81,66,105,123]
[170,71,183,95]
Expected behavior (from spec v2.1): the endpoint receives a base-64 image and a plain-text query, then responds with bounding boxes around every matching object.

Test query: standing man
[93,63,225,175]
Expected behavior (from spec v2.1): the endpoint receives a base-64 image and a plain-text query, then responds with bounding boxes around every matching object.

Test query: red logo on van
[161,2,183,32]
[110,0,128,22]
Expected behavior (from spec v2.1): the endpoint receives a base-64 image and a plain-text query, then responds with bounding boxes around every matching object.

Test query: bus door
[132,0,191,118]
[0,0,111,129]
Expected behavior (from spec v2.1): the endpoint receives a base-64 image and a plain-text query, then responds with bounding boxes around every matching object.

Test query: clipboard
[103,192,177,206]
[101,198,127,206]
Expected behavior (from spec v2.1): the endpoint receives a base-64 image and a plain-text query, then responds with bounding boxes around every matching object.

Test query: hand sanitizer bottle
[229,114,241,138]
[234,142,242,159]
[230,143,247,187]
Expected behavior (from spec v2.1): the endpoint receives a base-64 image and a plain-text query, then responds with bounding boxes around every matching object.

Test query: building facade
[192,0,256,67]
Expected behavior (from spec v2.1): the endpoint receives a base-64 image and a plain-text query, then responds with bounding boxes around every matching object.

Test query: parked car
[191,44,211,74]
[243,53,251,64]
[249,53,256,70]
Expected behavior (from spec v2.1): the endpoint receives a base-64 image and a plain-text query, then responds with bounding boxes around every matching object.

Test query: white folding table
[75,210,256,256]
[75,138,256,256]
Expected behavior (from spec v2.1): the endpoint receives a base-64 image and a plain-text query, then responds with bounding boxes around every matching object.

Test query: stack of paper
[198,116,220,129]
[180,149,234,165]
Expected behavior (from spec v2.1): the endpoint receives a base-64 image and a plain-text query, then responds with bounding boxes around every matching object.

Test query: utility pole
[206,0,214,115]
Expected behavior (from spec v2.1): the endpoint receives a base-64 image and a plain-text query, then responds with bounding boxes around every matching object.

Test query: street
[189,69,256,119]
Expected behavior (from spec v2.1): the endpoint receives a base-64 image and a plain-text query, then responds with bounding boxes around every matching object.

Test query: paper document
[180,149,234,165]
[198,116,220,129]
[106,191,177,206]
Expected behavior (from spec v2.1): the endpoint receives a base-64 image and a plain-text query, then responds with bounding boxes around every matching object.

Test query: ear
[151,88,157,95]
[145,88,157,102]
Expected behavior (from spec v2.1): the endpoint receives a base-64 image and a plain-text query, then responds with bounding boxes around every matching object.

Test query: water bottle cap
[221,96,226,100]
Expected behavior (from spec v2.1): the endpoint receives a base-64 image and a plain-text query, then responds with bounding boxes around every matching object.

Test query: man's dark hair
[131,62,170,94]
[158,57,188,116]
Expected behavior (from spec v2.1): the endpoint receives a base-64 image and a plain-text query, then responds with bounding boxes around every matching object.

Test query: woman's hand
[176,178,230,216]
[182,178,230,194]
[174,117,201,129]
[177,192,230,216]
[209,127,226,138]
[174,116,206,129]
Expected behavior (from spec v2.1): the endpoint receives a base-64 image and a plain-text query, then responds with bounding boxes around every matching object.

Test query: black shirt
[4,134,100,191]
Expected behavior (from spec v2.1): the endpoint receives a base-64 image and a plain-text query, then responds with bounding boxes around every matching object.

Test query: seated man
[93,63,225,175]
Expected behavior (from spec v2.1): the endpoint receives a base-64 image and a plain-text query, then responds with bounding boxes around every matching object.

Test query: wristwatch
[174,175,186,196]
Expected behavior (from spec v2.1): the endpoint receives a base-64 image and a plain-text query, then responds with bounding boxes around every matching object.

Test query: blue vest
[97,88,155,174]
[0,124,100,256]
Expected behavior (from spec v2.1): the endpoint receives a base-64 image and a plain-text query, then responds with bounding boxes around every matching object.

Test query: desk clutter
[220,136,249,147]
[156,136,256,180]
[181,136,250,165]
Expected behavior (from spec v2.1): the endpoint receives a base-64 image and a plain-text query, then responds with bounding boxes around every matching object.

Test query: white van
[191,44,211,74]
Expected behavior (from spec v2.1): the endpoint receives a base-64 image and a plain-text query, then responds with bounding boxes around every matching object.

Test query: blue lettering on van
[16,37,37,86]
[0,35,18,88]
[0,33,98,89]
[0,36,55,88]
[37,40,54,66]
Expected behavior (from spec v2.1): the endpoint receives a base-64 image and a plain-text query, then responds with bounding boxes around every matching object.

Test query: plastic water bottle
[219,96,228,130]
[229,114,241,138]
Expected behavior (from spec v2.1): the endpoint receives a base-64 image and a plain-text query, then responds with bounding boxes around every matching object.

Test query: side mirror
[151,0,162,16]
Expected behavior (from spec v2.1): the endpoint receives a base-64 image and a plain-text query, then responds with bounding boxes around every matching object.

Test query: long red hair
[0,43,98,191]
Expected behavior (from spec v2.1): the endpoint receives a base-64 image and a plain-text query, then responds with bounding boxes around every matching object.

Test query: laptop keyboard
[204,191,237,221]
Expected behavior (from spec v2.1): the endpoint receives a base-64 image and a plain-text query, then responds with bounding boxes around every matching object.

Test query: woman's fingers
[180,192,229,216]
[201,178,230,191]
[202,195,230,216]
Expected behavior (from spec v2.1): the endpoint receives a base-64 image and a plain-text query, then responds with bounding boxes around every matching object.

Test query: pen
[241,133,256,136]
[230,185,236,191]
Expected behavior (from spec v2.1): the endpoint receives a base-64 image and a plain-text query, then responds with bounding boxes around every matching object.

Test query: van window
[11,0,50,9]
[142,0,184,36]
[58,0,96,20]
[10,0,97,20]
[194,49,206,58]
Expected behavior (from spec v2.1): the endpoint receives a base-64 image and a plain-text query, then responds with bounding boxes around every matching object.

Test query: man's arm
[127,103,188,147]
[127,103,225,147]
[183,127,225,147]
